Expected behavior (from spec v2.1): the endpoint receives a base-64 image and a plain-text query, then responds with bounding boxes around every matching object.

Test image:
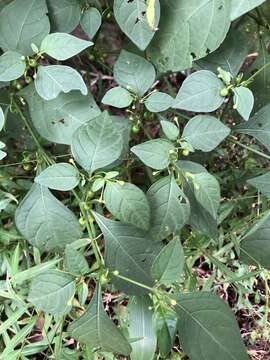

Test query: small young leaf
[68,284,132,355]
[233,86,254,121]
[151,238,185,284]
[183,115,230,152]
[92,178,105,192]
[71,112,123,173]
[0,51,26,81]
[35,65,88,101]
[104,181,150,230]
[47,0,81,33]
[131,139,175,170]
[154,308,177,358]
[114,50,156,97]
[144,92,174,112]
[64,244,89,276]
[102,86,133,108]
[160,119,179,141]
[248,172,270,198]
[175,292,249,360]
[28,270,76,315]
[173,70,224,112]
[40,33,93,61]
[80,7,102,39]
[147,175,190,240]
[34,163,80,191]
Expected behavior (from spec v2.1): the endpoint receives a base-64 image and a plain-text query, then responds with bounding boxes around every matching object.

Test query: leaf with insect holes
[114,50,156,97]
[233,86,254,121]
[0,51,26,81]
[35,65,88,101]
[102,86,133,108]
[114,0,160,51]
[40,33,93,61]
[131,139,175,170]
[173,71,224,112]
[145,92,174,113]
[34,163,80,191]
[80,7,102,39]
[68,283,132,355]
[28,270,76,315]
[104,181,150,231]
[147,175,190,241]
[93,211,161,295]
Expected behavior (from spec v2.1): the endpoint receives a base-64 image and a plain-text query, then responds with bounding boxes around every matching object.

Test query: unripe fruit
[25,76,32,84]
[132,125,140,134]
[16,83,22,90]
[220,88,229,97]
[87,190,95,199]
[100,274,109,284]
[182,149,190,156]
[28,59,37,67]
[23,163,31,171]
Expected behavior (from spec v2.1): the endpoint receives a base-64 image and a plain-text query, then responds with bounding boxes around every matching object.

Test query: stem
[112,273,156,293]
[244,60,270,85]
[229,136,270,161]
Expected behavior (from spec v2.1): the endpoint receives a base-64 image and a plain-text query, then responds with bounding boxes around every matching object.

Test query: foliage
[0,0,270,359]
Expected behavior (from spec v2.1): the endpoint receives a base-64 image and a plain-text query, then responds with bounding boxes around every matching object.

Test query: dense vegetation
[0,0,270,359]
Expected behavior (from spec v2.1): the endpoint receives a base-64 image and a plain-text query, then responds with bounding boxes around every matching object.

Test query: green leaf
[151,237,184,284]
[68,283,132,355]
[104,181,150,231]
[230,0,266,21]
[147,175,190,241]
[248,172,270,198]
[0,106,4,131]
[183,115,230,152]
[0,0,50,55]
[114,50,156,97]
[144,92,174,113]
[131,139,175,170]
[80,7,102,39]
[35,65,88,101]
[160,119,179,140]
[20,83,100,145]
[0,51,26,81]
[127,296,157,360]
[173,71,224,112]
[15,184,81,251]
[93,212,160,294]
[175,292,249,360]
[64,244,89,276]
[47,0,81,33]
[197,30,250,77]
[102,86,133,108]
[192,172,220,219]
[71,112,123,173]
[114,0,160,51]
[154,308,177,358]
[235,104,270,151]
[34,163,80,191]
[240,211,270,269]
[147,0,231,73]
[28,270,76,315]
[40,33,93,61]
[233,87,254,121]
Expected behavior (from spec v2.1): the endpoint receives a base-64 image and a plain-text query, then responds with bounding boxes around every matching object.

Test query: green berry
[182,149,190,156]
[28,59,37,67]
[220,88,229,97]
[23,163,31,171]
[16,83,22,90]
[87,190,95,199]
[25,76,32,84]
[132,125,140,134]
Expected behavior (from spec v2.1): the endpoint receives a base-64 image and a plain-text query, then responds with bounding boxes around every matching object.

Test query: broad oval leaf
[102,86,133,108]
[233,86,254,121]
[15,184,82,251]
[93,212,160,295]
[114,0,160,51]
[248,172,270,199]
[160,119,179,141]
[240,211,270,269]
[104,181,150,231]
[20,83,100,145]
[147,175,190,241]
[151,237,185,284]
[0,51,26,81]
[80,7,102,39]
[71,112,123,173]
[34,163,80,191]
[40,33,93,61]
[68,283,132,355]
[114,50,156,97]
[131,139,175,170]
[147,0,231,72]
[47,0,81,33]
[183,115,231,152]
[28,270,76,315]
[175,292,249,360]
[128,296,157,360]
[173,71,224,112]
[64,244,89,276]
[230,0,266,21]
[35,65,88,101]
[145,92,174,113]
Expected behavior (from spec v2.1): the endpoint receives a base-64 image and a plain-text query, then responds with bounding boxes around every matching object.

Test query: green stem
[112,273,156,293]
[229,136,270,161]
[244,60,270,85]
